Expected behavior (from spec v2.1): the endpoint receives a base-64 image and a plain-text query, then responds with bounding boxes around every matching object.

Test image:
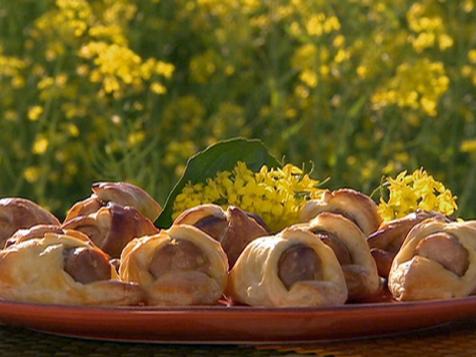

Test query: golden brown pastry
[0,232,143,305]
[5,224,90,248]
[173,204,269,267]
[227,227,348,307]
[368,210,452,277]
[62,202,158,258]
[65,182,162,222]
[0,198,60,248]
[298,212,380,300]
[388,219,476,301]
[120,224,228,306]
[300,189,381,236]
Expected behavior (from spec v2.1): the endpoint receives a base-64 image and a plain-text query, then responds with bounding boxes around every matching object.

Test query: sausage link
[278,244,322,290]
[63,247,111,284]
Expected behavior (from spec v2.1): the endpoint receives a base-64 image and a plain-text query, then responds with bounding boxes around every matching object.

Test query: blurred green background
[0,0,475,219]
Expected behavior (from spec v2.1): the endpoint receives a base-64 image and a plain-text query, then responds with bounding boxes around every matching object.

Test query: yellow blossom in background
[372,59,449,116]
[378,169,458,221]
[173,162,323,231]
[79,41,174,96]
[23,166,41,183]
[32,136,49,155]
[127,131,145,147]
[27,106,44,121]
[299,69,318,87]
[150,82,167,94]
[460,139,476,153]
[407,3,453,53]
[156,61,175,79]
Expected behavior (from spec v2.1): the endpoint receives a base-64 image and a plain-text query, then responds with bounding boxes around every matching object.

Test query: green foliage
[0,0,476,219]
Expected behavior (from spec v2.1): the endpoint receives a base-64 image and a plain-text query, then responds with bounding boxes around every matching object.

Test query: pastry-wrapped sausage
[368,210,452,277]
[0,198,60,248]
[227,227,347,307]
[299,212,380,300]
[389,219,476,301]
[62,202,158,258]
[300,189,381,236]
[0,232,143,305]
[174,204,269,267]
[120,225,228,306]
[65,182,162,222]
[5,224,90,247]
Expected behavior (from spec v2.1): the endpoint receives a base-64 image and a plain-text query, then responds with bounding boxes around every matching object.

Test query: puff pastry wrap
[300,189,381,236]
[0,232,143,305]
[368,210,451,277]
[173,204,269,268]
[227,227,348,307]
[65,182,162,222]
[63,202,158,258]
[5,224,90,247]
[296,212,380,300]
[389,219,476,301]
[0,198,60,248]
[120,224,228,305]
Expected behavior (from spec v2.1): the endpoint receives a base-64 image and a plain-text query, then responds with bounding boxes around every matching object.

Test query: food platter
[1,296,476,344]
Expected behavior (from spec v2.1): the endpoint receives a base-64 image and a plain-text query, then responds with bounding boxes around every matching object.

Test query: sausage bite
[310,229,353,265]
[149,239,209,279]
[193,215,228,242]
[278,244,323,290]
[63,247,112,284]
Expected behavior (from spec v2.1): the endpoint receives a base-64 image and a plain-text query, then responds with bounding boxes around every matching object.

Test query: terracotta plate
[0,297,476,344]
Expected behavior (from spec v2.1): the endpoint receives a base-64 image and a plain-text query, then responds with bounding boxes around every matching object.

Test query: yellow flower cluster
[378,169,458,221]
[79,41,174,96]
[407,3,453,53]
[461,138,476,153]
[289,8,348,92]
[173,162,323,231]
[462,49,476,86]
[0,52,27,88]
[37,0,92,38]
[372,58,449,116]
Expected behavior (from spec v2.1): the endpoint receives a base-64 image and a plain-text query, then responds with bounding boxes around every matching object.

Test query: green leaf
[156,137,281,228]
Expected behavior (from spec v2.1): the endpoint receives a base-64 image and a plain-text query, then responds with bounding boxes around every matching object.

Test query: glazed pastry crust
[173,204,268,267]
[62,203,159,258]
[5,225,91,247]
[0,198,60,247]
[367,210,451,278]
[120,224,228,306]
[227,227,348,307]
[173,204,226,226]
[0,233,143,305]
[65,182,162,222]
[300,189,382,236]
[389,220,476,301]
[300,212,380,299]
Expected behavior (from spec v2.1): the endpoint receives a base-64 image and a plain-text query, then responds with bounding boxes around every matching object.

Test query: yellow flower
[378,169,457,221]
[79,41,174,96]
[299,69,318,87]
[127,131,145,147]
[32,136,49,155]
[372,59,449,116]
[156,61,175,78]
[28,106,44,121]
[150,82,167,94]
[461,139,476,153]
[172,162,323,231]
[23,166,41,183]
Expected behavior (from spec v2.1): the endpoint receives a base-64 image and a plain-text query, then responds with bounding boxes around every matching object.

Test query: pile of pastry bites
[0,183,474,307]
